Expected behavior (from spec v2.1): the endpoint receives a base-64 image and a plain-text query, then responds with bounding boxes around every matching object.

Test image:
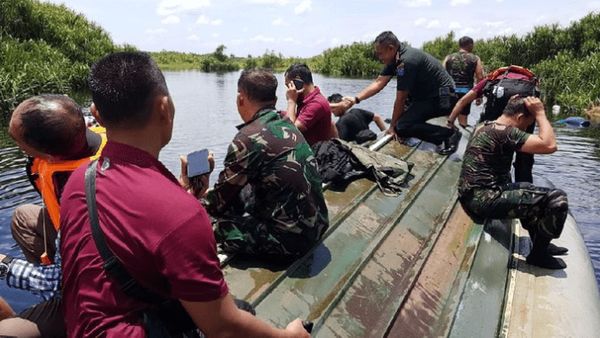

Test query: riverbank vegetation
[0,0,121,122]
[1,0,598,121]
[150,47,305,73]
[422,13,600,115]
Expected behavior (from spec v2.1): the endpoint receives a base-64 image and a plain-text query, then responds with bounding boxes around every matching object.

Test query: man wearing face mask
[284,63,337,146]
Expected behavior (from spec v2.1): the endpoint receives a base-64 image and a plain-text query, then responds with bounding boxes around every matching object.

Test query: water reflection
[0,71,598,312]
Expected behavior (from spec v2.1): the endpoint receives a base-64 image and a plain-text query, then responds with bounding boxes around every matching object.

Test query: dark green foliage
[0,0,117,121]
[534,51,600,115]
[423,31,456,61]
[310,42,380,77]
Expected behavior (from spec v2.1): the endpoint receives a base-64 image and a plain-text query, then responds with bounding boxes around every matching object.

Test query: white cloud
[157,0,211,16]
[196,15,222,25]
[449,22,462,29]
[588,1,600,9]
[161,15,180,24]
[272,17,284,26]
[401,0,431,8]
[294,0,312,14]
[196,15,209,24]
[245,0,289,4]
[414,17,427,26]
[450,0,471,6]
[250,35,275,42]
[187,34,200,41]
[212,33,219,38]
[484,21,504,28]
[330,37,341,46]
[145,28,167,34]
[426,20,440,29]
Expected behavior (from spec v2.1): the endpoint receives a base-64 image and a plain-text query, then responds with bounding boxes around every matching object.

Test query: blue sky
[45,0,599,57]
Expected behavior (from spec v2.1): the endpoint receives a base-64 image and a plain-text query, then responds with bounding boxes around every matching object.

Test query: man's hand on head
[524,97,545,117]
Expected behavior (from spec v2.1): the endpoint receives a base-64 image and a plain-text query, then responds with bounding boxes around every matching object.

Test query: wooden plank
[222,141,417,302]
[316,153,464,337]
[253,149,447,327]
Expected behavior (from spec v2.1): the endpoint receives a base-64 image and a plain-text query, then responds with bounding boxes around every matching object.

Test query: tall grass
[0,0,117,121]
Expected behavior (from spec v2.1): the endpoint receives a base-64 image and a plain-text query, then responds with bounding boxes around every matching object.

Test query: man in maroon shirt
[59,52,309,337]
[284,63,337,145]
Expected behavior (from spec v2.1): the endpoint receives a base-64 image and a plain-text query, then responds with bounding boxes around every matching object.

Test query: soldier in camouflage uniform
[204,69,329,258]
[443,36,484,128]
[458,96,569,269]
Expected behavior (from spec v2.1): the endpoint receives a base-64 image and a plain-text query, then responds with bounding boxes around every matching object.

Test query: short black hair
[88,51,168,128]
[18,95,86,158]
[374,31,401,48]
[327,93,343,103]
[502,97,532,118]
[459,36,474,48]
[284,63,313,84]
[238,68,278,103]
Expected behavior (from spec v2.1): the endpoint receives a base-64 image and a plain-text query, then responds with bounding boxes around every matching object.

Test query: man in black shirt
[327,93,386,142]
[341,31,461,154]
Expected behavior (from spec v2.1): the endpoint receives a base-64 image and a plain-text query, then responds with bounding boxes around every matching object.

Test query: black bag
[481,71,540,122]
[84,160,199,338]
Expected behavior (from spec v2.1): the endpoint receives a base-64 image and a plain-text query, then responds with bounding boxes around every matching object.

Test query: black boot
[438,129,462,155]
[547,242,568,256]
[526,236,566,269]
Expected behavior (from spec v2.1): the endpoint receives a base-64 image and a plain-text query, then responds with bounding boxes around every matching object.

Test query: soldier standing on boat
[443,36,484,128]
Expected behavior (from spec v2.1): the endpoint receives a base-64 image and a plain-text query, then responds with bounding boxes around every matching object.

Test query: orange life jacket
[30,126,107,230]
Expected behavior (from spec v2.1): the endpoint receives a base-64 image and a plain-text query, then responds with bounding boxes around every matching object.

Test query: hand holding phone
[293,79,304,90]
[187,149,210,177]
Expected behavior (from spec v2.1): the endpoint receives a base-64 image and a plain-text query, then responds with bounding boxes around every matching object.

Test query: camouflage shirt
[445,51,479,88]
[206,108,329,239]
[458,121,530,196]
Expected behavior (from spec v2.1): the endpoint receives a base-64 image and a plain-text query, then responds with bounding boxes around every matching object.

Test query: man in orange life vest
[8,95,106,265]
[0,94,105,337]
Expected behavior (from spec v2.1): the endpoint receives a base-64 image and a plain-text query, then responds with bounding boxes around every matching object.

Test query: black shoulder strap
[84,160,160,304]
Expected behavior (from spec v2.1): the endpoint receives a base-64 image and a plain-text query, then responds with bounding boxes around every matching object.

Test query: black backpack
[480,66,540,122]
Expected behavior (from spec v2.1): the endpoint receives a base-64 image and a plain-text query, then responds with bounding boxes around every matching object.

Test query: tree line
[1,0,598,121]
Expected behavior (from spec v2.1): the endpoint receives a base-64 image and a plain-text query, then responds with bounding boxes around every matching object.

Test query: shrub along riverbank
[0,0,129,123]
[1,0,598,122]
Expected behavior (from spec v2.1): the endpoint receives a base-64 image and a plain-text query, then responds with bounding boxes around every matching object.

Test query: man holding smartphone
[58,52,309,337]
[284,63,337,146]
[204,68,329,258]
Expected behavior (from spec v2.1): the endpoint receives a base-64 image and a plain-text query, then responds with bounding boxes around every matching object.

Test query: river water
[0,71,598,313]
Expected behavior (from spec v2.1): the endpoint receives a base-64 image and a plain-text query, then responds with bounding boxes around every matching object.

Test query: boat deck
[219,124,600,337]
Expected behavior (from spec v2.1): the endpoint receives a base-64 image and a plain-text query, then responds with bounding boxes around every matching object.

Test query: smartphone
[187,149,210,178]
[293,79,304,90]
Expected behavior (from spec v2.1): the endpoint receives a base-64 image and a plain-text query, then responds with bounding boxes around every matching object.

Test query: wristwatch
[354,96,361,104]
[0,255,14,279]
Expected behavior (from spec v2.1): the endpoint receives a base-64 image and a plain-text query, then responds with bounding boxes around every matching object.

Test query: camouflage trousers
[213,215,311,258]
[460,182,569,239]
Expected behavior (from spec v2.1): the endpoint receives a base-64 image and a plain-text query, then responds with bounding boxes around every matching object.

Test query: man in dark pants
[443,36,484,128]
[341,31,461,154]
[327,93,386,142]
[448,65,539,182]
[459,96,568,269]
